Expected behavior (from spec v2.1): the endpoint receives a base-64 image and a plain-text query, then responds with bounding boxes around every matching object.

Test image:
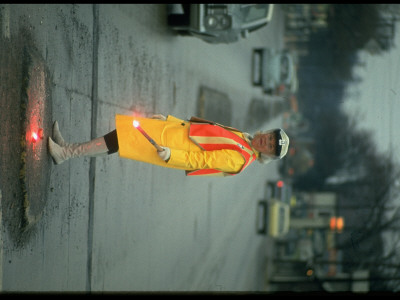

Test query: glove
[151,114,167,121]
[158,146,171,162]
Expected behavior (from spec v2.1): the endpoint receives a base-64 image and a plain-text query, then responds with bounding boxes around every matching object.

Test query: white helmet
[275,128,290,159]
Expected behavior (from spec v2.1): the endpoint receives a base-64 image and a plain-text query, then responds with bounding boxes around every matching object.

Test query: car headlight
[204,14,232,30]
[205,15,218,29]
[219,15,231,28]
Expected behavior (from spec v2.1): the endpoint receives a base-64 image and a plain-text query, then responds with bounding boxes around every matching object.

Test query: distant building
[283,4,330,56]
[283,4,398,55]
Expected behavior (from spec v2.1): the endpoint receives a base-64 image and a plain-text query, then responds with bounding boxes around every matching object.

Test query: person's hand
[157,146,171,161]
[152,114,167,121]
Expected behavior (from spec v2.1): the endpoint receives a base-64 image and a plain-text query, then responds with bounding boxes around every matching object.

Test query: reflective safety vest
[186,123,257,176]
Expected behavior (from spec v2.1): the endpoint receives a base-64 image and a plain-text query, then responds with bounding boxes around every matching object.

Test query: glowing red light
[276,180,284,188]
[38,128,44,139]
[330,217,337,231]
[32,132,38,142]
[133,120,139,128]
[330,217,344,232]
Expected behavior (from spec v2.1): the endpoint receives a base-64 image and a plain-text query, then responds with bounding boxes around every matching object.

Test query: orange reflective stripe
[198,143,240,151]
[186,169,227,176]
[242,155,255,171]
[190,124,252,150]
[187,123,257,176]
[191,124,245,145]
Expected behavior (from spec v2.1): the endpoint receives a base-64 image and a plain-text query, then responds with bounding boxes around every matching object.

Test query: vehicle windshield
[241,4,270,24]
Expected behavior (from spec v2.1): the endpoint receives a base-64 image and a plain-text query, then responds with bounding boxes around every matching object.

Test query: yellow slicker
[115,114,247,173]
[116,114,189,169]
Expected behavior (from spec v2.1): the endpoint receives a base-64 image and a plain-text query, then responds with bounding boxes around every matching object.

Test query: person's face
[251,132,276,156]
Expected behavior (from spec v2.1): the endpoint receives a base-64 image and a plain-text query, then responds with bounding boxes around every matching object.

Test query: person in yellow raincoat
[48,114,289,177]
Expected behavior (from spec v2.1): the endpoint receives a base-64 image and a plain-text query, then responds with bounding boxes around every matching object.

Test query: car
[256,179,291,237]
[256,199,290,238]
[167,4,274,44]
[265,179,293,205]
[252,48,295,95]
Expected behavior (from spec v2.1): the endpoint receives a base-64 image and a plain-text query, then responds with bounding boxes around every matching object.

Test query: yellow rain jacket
[115,114,258,176]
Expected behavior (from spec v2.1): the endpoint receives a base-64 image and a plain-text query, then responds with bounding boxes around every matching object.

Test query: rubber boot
[48,136,109,165]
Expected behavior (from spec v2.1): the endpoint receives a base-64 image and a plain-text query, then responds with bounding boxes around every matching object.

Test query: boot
[48,136,109,165]
[52,121,66,147]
